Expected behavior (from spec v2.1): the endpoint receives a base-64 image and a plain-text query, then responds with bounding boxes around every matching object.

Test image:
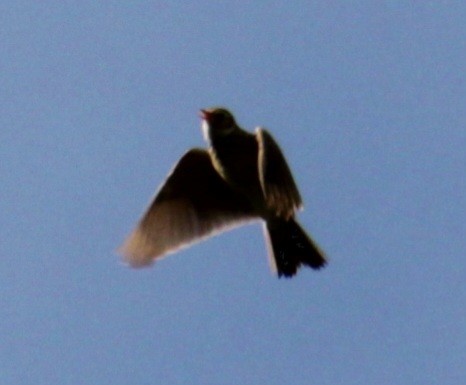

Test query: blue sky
[1,2,465,384]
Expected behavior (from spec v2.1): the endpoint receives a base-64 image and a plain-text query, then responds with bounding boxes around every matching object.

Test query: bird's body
[119,107,326,277]
[207,127,265,213]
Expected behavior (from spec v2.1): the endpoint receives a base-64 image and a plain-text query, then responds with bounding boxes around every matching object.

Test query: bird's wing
[119,148,258,267]
[256,128,302,219]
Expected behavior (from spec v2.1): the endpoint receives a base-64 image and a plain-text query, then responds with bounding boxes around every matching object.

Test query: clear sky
[1,2,465,384]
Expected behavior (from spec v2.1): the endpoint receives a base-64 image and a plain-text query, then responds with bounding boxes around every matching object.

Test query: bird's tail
[264,217,326,278]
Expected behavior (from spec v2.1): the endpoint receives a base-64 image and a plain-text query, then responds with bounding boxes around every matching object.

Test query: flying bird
[119,107,326,277]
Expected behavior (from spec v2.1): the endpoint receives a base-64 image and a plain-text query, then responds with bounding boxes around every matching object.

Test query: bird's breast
[209,133,266,211]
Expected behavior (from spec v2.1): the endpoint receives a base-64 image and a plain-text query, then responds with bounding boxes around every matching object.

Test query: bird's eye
[208,109,234,131]
[213,113,231,129]
[218,113,233,127]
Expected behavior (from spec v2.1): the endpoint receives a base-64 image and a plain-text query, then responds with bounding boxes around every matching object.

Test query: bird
[119,107,326,278]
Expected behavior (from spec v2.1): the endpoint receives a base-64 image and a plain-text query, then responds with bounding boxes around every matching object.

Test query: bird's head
[200,107,238,140]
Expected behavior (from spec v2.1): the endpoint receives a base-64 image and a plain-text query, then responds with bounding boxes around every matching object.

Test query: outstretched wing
[256,128,302,219]
[119,149,258,267]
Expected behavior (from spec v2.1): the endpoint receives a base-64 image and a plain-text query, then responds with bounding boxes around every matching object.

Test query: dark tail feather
[265,218,326,278]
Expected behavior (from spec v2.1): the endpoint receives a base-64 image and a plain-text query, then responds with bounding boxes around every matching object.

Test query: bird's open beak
[199,109,211,121]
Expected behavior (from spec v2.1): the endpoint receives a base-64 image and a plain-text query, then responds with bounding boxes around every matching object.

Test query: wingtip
[117,240,156,269]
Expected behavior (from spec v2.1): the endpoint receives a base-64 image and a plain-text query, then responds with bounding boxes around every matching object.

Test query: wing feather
[257,128,302,219]
[119,149,258,267]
